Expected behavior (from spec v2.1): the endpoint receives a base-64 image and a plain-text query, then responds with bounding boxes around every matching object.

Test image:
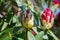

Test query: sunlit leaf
[1,22,8,31]
[17,38,24,40]
[2,37,9,40]
[32,27,38,34]
[35,31,44,40]
[12,15,18,23]
[28,31,35,40]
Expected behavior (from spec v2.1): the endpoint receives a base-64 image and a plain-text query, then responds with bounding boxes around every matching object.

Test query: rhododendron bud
[41,8,54,29]
[53,0,58,5]
[23,10,34,29]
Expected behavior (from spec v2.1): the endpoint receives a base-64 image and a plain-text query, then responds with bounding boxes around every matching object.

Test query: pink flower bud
[41,8,54,29]
[53,0,58,5]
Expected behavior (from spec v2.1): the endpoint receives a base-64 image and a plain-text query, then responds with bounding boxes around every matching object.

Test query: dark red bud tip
[26,10,30,14]
[32,30,36,36]
[57,12,60,20]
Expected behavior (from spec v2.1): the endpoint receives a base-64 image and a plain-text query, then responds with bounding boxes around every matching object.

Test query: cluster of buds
[18,9,34,29]
[41,8,54,29]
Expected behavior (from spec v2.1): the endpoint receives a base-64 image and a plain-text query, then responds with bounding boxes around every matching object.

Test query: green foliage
[35,31,44,40]
[0,0,59,40]
[28,31,35,40]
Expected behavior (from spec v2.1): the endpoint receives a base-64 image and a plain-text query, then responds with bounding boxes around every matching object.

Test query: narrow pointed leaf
[1,22,8,31]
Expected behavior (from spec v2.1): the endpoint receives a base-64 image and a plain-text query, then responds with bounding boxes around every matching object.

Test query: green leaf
[17,38,24,40]
[0,27,14,36]
[32,27,38,34]
[35,31,44,40]
[1,0,4,2]
[15,0,25,7]
[8,32,12,40]
[28,31,35,40]
[12,27,21,34]
[1,37,9,40]
[7,5,12,13]
[12,15,18,23]
[15,0,21,6]
[1,22,8,31]
[33,12,39,26]
[43,35,48,40]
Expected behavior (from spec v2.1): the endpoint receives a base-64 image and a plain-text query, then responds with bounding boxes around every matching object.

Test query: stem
[26,28,28,40]
[9,32,12,40]
[48,0,51,8]
[48,30,59,40]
